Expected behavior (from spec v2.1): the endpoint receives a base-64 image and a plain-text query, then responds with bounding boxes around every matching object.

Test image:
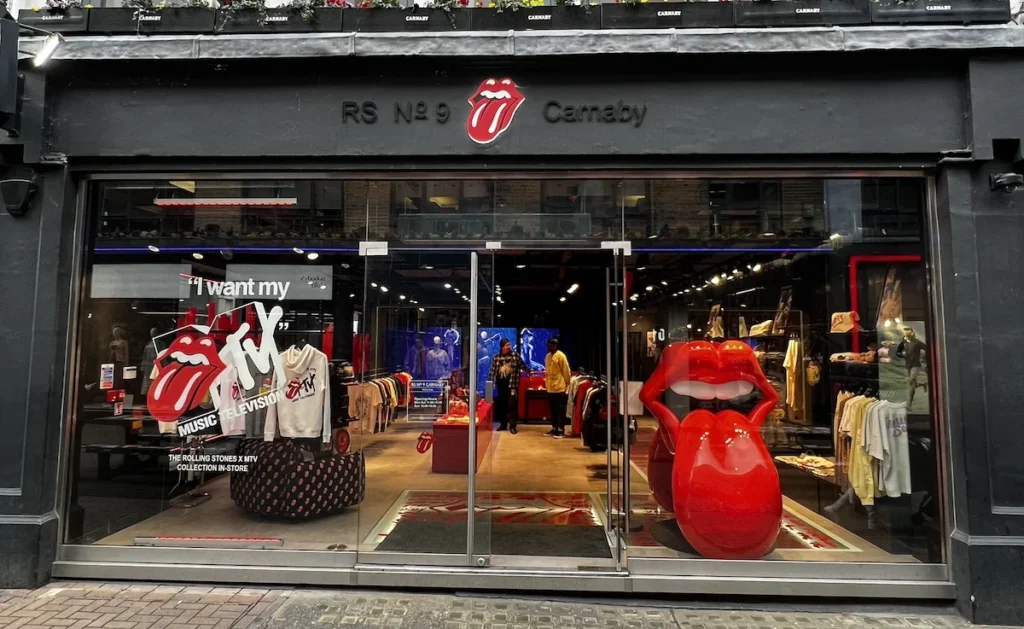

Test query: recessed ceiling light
[516,264,526,269]
[399,295,406,300]
[192,252,203,260]
[418,307,425,312]
[454,288,461,294]
[341,263,350,269]
[307,252,319,260]
[645,285,654,292]
[349,294,355,298]
[684,289,691,294]
[567,283,579,294]
[629,294,639,301]
[686,324,692,329]
[444,283,452,289]
[559,297,566,302]
[380,286,389,293]
[752,264,763,273]
[423,265,434,270]
[293,247,304,254]
[637,266,646,271]
[661,281,668,286]
[148,245,160,253]
[711,276,721,286]
[371,282,378,288]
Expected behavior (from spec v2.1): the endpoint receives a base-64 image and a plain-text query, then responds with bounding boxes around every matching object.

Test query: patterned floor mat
[365,491,604,548]
[628,496,858,552]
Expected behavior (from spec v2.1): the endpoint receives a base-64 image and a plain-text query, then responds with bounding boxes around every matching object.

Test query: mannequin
[426,335,452,380]
[109,326,129,364]
[140,328,160,395]
[404,337,427,379]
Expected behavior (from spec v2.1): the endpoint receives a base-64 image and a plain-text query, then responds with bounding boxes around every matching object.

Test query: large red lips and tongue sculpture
[467,78,525,145]
[639,340,782,560]
[147,333,226,423]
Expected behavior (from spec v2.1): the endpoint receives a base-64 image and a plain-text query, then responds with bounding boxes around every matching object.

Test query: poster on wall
[478,327,516,395]
[875,266,904,329]
[878,320,930,416]
[519,327,557,372]
[772,287,793,334]
[100,364,115,390]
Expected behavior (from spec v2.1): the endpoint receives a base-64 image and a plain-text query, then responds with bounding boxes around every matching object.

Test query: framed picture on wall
[876,265,904,329]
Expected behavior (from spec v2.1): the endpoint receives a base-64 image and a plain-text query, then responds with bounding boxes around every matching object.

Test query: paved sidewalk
[0,582,1010,629]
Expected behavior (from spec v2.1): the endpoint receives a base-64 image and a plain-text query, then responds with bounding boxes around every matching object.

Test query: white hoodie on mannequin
[264,344,331,444]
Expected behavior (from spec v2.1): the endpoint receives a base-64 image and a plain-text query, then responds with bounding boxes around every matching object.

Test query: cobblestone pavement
[0,583,1012,629]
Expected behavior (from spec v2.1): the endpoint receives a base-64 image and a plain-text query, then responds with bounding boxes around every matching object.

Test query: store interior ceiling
[359,249,805,316]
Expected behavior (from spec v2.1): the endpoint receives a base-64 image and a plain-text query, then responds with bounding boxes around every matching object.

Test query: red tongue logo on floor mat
[467,78,525,145]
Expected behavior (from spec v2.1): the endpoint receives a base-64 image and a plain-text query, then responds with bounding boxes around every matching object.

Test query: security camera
[989,173,1024,193]
[0,170,38,217]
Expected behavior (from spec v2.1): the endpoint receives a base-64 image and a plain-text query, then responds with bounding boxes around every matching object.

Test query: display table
[518,373,547,421]
[431,402,493,474]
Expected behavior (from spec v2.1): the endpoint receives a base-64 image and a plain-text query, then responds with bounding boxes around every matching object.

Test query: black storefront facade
[2,31,1024,626]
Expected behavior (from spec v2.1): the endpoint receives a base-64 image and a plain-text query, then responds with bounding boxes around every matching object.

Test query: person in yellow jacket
[544,337,572,438]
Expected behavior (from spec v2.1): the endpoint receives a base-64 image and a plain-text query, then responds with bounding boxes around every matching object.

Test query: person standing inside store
[489,338,524,434]
[545,337,572,439]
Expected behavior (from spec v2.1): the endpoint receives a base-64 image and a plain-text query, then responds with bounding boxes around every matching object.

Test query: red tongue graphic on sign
[467,77,525,145]
[147,333,226,422]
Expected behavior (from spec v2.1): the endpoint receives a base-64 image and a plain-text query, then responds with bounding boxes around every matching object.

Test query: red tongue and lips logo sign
[147,333,226,423]
[639,340,782,560]
[466,77,525,145]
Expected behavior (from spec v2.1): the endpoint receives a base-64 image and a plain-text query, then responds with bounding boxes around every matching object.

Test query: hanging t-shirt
[845,397,877,505]
[783,339,802,411]
[865,400,911,497]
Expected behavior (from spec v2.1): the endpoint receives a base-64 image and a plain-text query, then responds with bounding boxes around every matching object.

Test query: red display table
[431,402,492,474]
[518,373,548,421]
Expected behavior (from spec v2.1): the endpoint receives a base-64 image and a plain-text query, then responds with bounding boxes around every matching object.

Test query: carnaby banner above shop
[52,70,965,159]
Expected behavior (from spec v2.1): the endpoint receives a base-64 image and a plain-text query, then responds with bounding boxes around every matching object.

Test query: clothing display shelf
[735,307,807,420]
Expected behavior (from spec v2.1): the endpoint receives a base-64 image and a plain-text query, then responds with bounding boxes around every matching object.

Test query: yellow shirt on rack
[544,350,572,393]
[847,398,877,506]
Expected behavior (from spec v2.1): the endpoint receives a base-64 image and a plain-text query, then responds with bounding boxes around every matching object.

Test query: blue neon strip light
[633,247,830,253]
[94,246,361,253]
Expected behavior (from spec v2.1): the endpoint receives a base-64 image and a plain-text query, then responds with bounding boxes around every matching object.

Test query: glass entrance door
[357,250,490,566]
[606,249,630,570]
[471,248,624,569]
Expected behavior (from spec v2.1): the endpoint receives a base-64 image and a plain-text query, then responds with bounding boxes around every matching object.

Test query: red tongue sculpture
[639,340,782,560]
